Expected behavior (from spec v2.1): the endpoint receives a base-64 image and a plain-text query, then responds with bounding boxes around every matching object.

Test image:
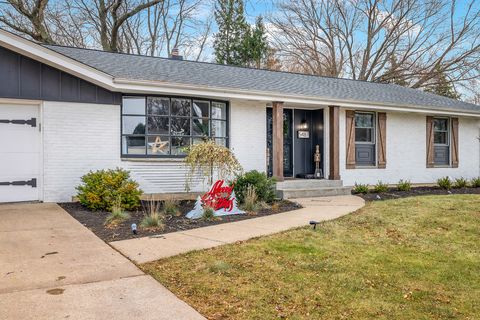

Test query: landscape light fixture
[309,220,319,230]
[131,223,137,235]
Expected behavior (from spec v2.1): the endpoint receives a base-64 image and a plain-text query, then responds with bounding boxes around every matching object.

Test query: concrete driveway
[0,203,204,320]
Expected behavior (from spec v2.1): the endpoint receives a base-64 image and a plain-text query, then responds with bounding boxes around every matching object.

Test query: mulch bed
[356,186,480,201]
[59,200,302,243]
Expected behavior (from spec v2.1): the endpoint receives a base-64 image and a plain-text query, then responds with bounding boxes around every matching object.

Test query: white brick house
[0,29,479,203]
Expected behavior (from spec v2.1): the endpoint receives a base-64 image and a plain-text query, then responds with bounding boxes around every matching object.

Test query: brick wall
[339,109,480,186]
[42,101,121,201]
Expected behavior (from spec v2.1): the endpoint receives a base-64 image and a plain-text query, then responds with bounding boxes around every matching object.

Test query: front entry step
[275,179,351,199]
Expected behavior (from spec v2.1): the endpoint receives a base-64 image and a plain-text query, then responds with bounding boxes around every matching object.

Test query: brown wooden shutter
[451,117,459,168]
[426,116,435,168]
[377,112,387,168]
[346,110,356,169]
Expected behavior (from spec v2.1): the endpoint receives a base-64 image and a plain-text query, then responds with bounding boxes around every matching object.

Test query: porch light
[300,120,308,130]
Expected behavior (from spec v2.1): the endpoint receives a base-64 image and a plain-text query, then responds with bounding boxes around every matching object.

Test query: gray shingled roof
[44,44,480,114]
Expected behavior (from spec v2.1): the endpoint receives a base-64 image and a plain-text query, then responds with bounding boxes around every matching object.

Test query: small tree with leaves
[184,140,243,191]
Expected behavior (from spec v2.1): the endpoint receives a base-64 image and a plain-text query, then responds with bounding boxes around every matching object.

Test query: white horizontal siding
[122,161,205,194]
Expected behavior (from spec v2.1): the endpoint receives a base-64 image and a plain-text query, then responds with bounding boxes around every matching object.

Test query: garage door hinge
[0,178,37,188]
[0,117,36,127]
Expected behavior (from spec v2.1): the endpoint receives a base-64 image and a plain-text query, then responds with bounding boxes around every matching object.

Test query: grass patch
[141,195,480,319]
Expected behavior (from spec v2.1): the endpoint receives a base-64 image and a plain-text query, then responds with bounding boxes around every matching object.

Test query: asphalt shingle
[44,44,480,114]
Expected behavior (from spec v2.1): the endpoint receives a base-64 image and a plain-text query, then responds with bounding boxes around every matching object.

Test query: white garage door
[0,103,40,202]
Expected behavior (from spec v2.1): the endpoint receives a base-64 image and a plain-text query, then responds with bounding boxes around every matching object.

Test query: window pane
[434,119,448,131]
[147,97,169,115]
[122,136,145,155]
[212,102,226,119]
[434,132,448,144]
[355,113,374,128]
[171,136,190,155]
[147,136,170,155]
[192,137,209,145]
[355,128,373,142]
[192,118,209,136]
[122,97,145,115]
[147,116,169,134]
[192,100,209,118]
[122,116,145,134]
[171,118,190,135]
[215,138,226,147]
[171,98,191,116]
[211,120,226,137]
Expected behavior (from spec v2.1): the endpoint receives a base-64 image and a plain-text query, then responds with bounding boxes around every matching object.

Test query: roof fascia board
[114,78,480,118]
[0,30,115,90]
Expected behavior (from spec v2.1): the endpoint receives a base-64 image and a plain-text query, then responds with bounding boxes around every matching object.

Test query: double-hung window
[433,118,450,165]
[122,96,228,157]
[354,112,376,166]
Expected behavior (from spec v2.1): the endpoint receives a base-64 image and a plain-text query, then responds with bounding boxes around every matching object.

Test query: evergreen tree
[242,16,269,68]
[213,0,248,66]
[425,66,461,100]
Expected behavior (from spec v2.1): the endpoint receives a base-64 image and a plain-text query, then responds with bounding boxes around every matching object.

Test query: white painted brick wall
[42,101,121,202]
[42,99,268,201]
[230,99,267,172]
[339,109,480,186]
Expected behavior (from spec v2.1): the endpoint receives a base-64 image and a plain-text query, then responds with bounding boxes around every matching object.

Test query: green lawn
[141,195,480,320]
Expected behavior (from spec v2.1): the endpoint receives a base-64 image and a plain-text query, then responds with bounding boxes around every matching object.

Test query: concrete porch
[276,179,351,199]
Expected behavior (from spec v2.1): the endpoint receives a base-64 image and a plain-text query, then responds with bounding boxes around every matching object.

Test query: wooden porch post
[329,105,341,180]
[272,101,284,181]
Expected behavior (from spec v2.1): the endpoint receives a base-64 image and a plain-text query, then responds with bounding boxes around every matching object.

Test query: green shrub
[76,168,142,211]
[397,179,412,192]
[437,176,452,190]
[353,183,369,194]
[233,170,276,204]
[471,177,480,188]
[453,177,468,189]
[373,181,389,193]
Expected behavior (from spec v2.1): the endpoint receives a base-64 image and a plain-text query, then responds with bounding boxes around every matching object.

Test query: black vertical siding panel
[97,86,114,104]
[0,45,118,105]
[79,79,97,102]
[0,47,20,97]
[60,72,79,101]
[41,64,61,99]
[20,57,41,98]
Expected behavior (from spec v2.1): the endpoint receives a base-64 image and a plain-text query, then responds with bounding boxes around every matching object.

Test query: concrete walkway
[111,195,365,264]
[0,203,204,320]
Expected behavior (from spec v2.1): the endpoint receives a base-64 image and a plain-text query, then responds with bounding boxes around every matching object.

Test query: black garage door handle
[0,118,36,127]
[0,178,37,188]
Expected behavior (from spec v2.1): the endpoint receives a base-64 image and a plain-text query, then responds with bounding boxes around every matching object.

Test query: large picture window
[122,96,228,157]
